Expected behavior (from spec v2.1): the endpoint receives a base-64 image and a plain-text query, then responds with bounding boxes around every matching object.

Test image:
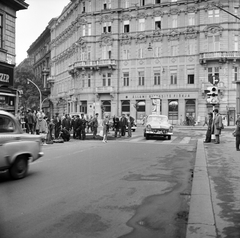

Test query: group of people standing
[204,109,224,144]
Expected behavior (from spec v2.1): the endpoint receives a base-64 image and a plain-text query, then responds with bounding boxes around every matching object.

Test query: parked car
[0,110,44,179]
[143,114,173,140]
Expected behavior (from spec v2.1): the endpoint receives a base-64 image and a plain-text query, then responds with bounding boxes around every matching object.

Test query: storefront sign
[0,64,14,86]
[131,93,194,99]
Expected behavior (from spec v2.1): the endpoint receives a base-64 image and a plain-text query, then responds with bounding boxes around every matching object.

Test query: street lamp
[27,78,42,111]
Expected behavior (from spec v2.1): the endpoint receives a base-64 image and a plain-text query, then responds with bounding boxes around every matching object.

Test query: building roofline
[2,0,29,11]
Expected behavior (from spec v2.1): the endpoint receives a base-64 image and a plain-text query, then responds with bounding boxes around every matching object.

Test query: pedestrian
[233,118,240,151]
[126,114,132,137]
[53,113,62,139]
[80,113,87,140]
[27,109,34,134]
[213,109,223,144]
[71,115,77,139]
[204,112,213,143]
[62,114,71,132]
[46,118,54,144]
[114,117,120,138]
[102,114,109,143]
[75,115,81,139]
[92,113,99,139]
[120,114,127,136]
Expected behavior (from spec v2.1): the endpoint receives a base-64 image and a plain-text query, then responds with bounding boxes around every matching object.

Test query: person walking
[53,114,62,139]
[114,117,120,138]
[234,118,240,151]
[102,115,109,143]
[80,113,87,140]
[204,112,213,143]
[126,114,132,137]
[71,115,77,139]
[75,115,82,139]
[92,113,99,139]
[120,114,127,136]
[213,109,223,144]
[62,114,71,132]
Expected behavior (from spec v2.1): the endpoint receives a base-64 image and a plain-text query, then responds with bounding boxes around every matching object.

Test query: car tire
[167,135,171,140]
[9,156,29,179]
[146,135,150,140]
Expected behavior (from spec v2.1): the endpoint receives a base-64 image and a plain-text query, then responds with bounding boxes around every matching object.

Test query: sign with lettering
[0,64,14,86]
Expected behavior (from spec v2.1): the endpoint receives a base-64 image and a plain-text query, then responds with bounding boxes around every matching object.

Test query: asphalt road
[0,129,198,238]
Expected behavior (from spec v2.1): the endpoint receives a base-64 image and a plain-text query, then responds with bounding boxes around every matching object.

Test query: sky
[15,0,70,65]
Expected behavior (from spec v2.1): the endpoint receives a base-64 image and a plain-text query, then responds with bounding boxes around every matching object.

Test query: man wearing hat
[204,112,213,143]
[213,109,223,144]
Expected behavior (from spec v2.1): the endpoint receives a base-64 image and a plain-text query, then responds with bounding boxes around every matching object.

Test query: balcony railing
[199,51,240,63]
[96,86,114,93]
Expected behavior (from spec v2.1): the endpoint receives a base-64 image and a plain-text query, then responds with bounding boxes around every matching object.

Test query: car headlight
[169,126,173,132]
[146,124,151,130]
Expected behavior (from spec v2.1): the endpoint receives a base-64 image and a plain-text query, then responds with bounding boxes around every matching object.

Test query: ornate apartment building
[46,0,240,125]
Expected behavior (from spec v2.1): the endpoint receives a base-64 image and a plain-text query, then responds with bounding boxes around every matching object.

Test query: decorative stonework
[204,2,223,12]
[135,33,147,44]
[100,15,114,23]
[152,30,164,42]
[120,34,132,45]
[168,8,180,16]
[76,37,87,47]
[167,30,180,41]
[183,27,198,39]
[204,25,223,38]
[152,10,164,18]
[121,14,132,21]
[136,12,147,19]
[99,35,113,46]
[185,6,198,14]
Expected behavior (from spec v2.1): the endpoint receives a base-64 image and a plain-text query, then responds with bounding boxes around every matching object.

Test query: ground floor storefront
[50,91,235,125]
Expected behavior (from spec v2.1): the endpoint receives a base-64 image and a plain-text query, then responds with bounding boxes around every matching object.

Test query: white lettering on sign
[0,73,10,83]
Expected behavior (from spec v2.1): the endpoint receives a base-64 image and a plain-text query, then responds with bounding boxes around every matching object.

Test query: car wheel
[9,156,29,179]
[146,135,150,140]
[167,135,171,140]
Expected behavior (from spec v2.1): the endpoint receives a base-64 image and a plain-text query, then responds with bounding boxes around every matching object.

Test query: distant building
[27,26,52,118]
[39,0,240,125]
[0,0,28,114]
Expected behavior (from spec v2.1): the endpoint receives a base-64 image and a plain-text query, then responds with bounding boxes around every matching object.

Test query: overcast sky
[16,0,70,65]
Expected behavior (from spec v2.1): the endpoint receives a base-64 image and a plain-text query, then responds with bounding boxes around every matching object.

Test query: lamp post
[27,78,42,111]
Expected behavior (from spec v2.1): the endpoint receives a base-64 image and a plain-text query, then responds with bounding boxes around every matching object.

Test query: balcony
[96,86,114,93]
[96,59,116,69]
[74,60,96,70]
[199,51,240,64]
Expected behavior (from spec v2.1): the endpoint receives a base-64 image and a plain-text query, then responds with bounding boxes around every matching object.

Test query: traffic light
[209,86,219,104]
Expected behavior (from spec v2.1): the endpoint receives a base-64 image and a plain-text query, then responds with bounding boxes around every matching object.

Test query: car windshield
[147,116,168,123]
[0,115,15,133]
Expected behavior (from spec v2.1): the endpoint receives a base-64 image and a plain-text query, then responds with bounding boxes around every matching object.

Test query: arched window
[168,100,178,120]
[102,100,111,112]
[121,100,130,112]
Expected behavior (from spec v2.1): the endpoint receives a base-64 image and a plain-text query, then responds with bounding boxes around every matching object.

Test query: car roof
[0,110,16,119]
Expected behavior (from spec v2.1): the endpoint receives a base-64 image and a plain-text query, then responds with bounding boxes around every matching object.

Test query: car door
[0,114,17,169]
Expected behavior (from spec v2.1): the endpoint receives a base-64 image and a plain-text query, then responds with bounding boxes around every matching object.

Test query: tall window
[170,71,177,84]
[82,2,86,13]
[188,39,195,55]
[208,35,220,51]
[208,9,219,24]
[187,69,194,84]
[155,0,161,3]
[107,73,111,86]
[124,0,129,8]
[88,1,92,12]
[168,100,178,121]
[88,23,92,36]
[139,19,145,31]
[154,46,161,57]
[123,49,130,59]
[208,67,219,83]
[140,0,145,6]
[123,20,130,33]
[234,67,238,81]
[82,25,86,36]
[103,22,111,33]
[155,17,161,30]
[188,13,195,26]
[88,74,91,87]
[0,14,3,49]
[234,35,238,51]
[154,71,161,85]
[234,7,238,22]
[102,46,111,59]
[103,73,106,86]
[171,42,178,56]
[138,47,144,58]
[122,100,130,112]
[87,46,91,60]
[123,72,129,86]
[138,71,144,86]
[172,15,178,28]
[103,0,111,9]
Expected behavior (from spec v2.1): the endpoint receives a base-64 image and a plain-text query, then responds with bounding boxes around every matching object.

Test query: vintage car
[143,114,173,140]
[0,110,44,179]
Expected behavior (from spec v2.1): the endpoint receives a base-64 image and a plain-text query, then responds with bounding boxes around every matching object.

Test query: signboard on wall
[0,64,14,86]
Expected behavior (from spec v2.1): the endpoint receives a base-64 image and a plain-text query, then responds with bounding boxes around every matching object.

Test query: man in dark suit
[213,109,223,144]
[120,114,127,136]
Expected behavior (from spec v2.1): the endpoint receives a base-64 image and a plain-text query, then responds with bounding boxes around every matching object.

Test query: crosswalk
[114,135,196,145]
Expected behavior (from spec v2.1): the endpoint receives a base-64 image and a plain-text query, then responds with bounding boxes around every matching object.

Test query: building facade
[47,0,239,125]
[0,0,28,114]
[27,26,53,118]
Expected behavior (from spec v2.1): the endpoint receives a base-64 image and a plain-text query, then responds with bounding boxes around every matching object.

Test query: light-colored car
[144,114,173,140]
[0,110,44,179]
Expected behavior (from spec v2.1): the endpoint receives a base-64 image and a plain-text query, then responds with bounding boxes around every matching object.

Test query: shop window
[185,99,195,118]
[168,100,178,120]
[102,100,111,112]
[121,100,130,112]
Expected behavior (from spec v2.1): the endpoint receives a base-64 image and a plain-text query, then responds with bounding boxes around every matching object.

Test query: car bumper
[145,131,173,136]
[38,151,44,158]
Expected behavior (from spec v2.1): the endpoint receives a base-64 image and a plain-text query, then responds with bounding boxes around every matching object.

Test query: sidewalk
[186,132,240,237]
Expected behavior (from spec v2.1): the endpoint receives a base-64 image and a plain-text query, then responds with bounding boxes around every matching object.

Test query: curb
[186,139,217,238]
